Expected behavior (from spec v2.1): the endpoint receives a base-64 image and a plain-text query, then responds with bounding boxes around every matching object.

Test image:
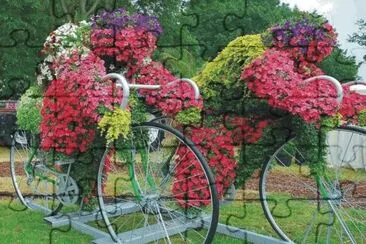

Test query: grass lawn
[1,188,365,243]
[0,200,93,244]
[0,192,279,244]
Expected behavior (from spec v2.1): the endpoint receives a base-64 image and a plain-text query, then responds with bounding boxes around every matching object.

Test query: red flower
[91,27,157,77]
[40,50,122,155]
[339,85,366,124]
[136,61,203,117]
[172,125,237,207]
[241,48,339,124]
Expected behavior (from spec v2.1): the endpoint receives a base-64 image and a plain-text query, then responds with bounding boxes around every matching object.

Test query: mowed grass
[1,187,366,243]
[0,190,278,244]
[0,201,93,244]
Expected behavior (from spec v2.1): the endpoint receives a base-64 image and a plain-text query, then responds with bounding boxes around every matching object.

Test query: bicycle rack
[40,201,288,244]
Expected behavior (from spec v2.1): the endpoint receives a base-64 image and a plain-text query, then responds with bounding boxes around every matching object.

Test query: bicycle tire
[97,122,219,244]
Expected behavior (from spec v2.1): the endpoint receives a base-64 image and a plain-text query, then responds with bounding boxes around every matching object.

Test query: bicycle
[10,73,219,244]
[259,78,366,243]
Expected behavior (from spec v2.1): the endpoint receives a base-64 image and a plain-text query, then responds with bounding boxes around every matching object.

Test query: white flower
[44,55,54,62]
[143,57,152,65]
[79,20,90,27]
[36,75,43,85]
[43,21,92,60]
[38,62,54,83]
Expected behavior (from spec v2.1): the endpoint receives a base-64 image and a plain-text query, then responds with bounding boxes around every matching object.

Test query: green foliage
[68,131,106,208]
[98,107,132,143]
[194,34,266,100]
[318,47,360,82]
[132,0,203,75]
[128,91,148,124]
[155,49,204,77]
[236,115,294,186]
[0,1,54,99]
[175,107,201,125]
[320,114,342,131]
[97,91,148,144]
[185,0,296,59]
[16,85,42,133]
[358,109,366,126]
[292,117,329,176]
[236,115,329,186]
[349,19,366,47]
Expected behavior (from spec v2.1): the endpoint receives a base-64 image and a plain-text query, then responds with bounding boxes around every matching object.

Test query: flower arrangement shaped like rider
[190,14,366,195]
[18,8,203,207]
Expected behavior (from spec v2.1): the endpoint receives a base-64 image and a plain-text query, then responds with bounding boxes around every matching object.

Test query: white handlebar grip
[350,84,366,95]
[303,75,343,105]
[168,78,201,100]
[102,73,130,109]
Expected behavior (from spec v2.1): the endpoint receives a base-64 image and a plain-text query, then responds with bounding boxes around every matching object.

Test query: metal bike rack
[41,200,288,244]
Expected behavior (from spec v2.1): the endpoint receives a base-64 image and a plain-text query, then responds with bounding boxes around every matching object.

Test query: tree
[0,0,361,98]
[130,0,204,77]
[349,19,366,47]
[349,19,366,62]
[0,0,54,99]
[318,47,361,82]
[184,0,297,60]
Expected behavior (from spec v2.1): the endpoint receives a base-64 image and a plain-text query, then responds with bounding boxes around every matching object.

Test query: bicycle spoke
[97,123,218,243]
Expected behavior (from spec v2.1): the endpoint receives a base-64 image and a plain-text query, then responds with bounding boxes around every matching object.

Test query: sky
[281,0,366,80]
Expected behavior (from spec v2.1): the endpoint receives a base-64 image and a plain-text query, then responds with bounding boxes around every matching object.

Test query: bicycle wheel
[10,130,62,215]
[147,115,175,151]
[97,122,219,244]
[260,126,366,243]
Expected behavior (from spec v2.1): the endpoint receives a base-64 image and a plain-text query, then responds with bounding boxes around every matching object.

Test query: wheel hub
[56,174,79,206]
[141,194,163,214]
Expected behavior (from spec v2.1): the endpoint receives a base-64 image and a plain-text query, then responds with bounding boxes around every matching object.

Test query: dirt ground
[1,159,365,202]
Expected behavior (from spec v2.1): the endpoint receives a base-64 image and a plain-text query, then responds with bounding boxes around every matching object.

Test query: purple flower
[269,17,336,51]
[91,8,163,36]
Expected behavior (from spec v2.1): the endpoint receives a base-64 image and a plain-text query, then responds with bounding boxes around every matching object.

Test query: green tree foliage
[0,0,53,99]
[349,19,366,63]
[184,0,296,59]
[131,0,203,77]
[318,47,360,82]
[349,19,366,47]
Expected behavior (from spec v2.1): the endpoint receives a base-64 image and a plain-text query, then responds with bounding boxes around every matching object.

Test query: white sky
[281,0,366,80]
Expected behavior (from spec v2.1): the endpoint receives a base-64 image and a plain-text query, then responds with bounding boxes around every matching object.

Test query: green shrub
[16,85,42,133]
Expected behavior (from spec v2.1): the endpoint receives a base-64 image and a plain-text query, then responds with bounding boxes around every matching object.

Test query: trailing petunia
[40,50,121,155]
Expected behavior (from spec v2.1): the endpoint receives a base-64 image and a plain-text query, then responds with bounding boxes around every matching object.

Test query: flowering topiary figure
[190,14,366,191]
[17,8,203,208]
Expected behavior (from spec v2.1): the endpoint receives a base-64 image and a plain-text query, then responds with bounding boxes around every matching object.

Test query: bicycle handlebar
[303,75,343,105]
[102,73,130,109]
[102,73,201,109]
[167,78,200,100]
[343,81,366,96]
